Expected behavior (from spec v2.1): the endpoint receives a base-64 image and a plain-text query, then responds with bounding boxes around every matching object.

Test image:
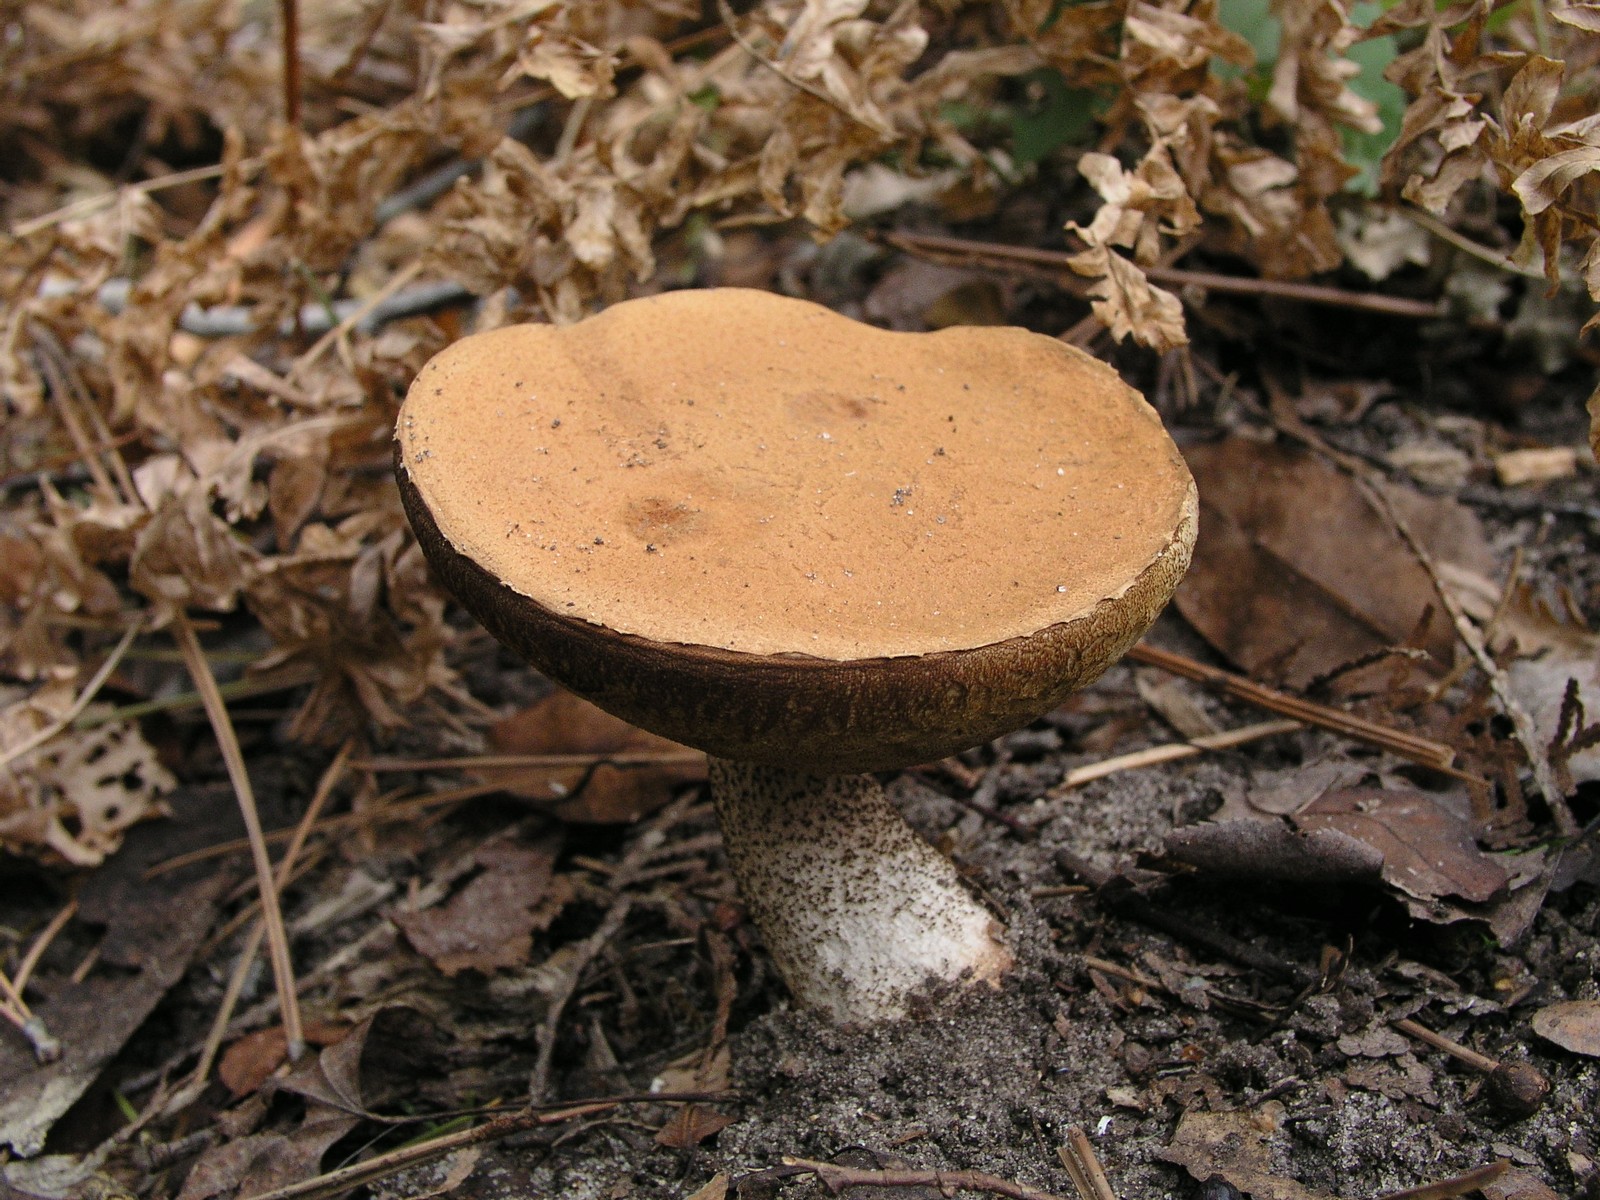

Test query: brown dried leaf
[395,831,573,976]
[1530,999,1600,1057]
[1265,0,1381,207]
[1550,0,1600,29]
[1160,1107,1337,1200]
[1341,1054,1439,1104]
[1294,788,1508,903]
[217,1022,353,1100]
[655,1105,737,1149]
[485,689,704,824]
[1176,437,1493,688]
[0,684,175,865]
[1336,1021,1411,1058]
[273,1007,454,1115]
[175,1107,359,1200]
[1481,1168,1563,1200]
[1067,243,1189,351]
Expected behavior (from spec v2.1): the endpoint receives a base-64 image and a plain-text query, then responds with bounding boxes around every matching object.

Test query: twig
[1078,955,1163,993]
[76,663,321,728]
[1058,1129,1119,1200]
[1125,644,1470,777]
[279,0,302,129]
[1149,265,1450,320]
[32,326,119,502]
[784,1156,1071,1200]
[877,231,1492,324]
[1402,207,1543,279]
[1390,1018,1549,1115]
[0,972,46,1059]
[1050,719,1302,794]
[353,750,705,772]
[1369,1161,1509,1200]
[173,614,305,1062]
[0,618,145,771]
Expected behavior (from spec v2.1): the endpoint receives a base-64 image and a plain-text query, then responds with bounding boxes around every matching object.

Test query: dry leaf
[1530,1000,1600,1057]
[1481,1167,1563,1200]
[485,689,704,824]
[655,1105,736,1149]
[1449,575,1600,785]
[218,1022,352,1100]
[684,1175,730,1200]
[1161,1108,1337,1200]
[1177,437,1493,688]
[0,683,175,865]
[1294,788,1507,904]
[176,1107,359,1200]
[1336,1022,1411,1058]
[395,831,573,976]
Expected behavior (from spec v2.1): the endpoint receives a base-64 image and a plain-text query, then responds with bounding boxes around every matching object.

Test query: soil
[5,174,1600,1200]
[353,701,1600,1200]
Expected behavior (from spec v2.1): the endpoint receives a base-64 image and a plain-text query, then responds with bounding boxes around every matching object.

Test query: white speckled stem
[708,758,1013,1023]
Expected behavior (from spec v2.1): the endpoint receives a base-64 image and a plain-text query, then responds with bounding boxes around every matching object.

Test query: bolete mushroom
[395,288,1196,1022]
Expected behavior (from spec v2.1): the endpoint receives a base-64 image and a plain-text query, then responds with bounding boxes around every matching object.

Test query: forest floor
[2,4,1599,1200]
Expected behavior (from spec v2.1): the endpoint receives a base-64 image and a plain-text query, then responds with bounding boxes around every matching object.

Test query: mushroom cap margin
[397,451,1196,773]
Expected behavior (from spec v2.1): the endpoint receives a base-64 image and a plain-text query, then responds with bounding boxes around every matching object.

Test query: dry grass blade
[173,614,305,1062]
[1058,1128,1119,1200]
[235,1100,624,1200]
[168,742,354,1113]
[10,162,234,237]
[289,260,422,380]
[1052,719,1302,794]
[10,901,77,1000]
[0,904,73,1061]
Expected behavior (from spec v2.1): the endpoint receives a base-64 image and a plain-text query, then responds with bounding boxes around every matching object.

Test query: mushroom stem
[708,758,1012,1022]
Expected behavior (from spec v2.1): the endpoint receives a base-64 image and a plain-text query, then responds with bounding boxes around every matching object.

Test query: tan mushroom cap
[397,288,1196,772]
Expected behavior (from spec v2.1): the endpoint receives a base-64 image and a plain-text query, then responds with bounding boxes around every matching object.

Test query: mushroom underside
[708,758,1012,1022]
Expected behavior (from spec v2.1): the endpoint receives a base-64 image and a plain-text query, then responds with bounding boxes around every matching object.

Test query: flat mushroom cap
[397,288,1196,773]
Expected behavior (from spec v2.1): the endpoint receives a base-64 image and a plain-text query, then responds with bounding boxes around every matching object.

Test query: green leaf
[1010,70,1099,166]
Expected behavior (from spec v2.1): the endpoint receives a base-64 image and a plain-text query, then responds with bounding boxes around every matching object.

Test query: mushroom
[395,288,1197,1022]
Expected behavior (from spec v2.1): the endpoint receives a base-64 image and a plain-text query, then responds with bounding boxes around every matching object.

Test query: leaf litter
[2,0,1599,1197]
